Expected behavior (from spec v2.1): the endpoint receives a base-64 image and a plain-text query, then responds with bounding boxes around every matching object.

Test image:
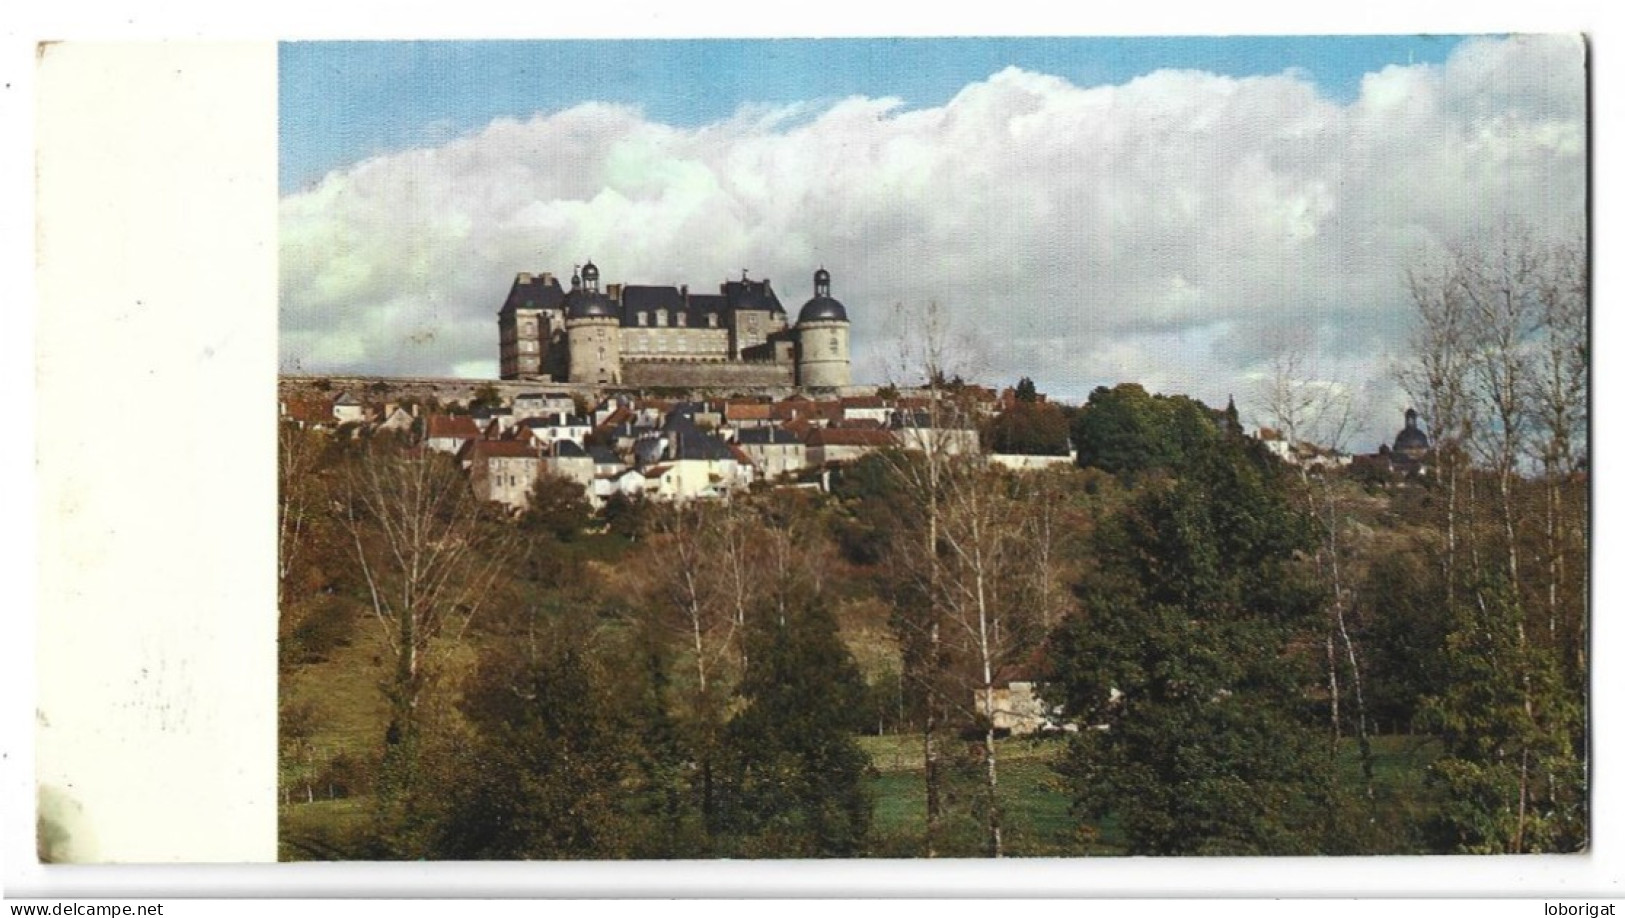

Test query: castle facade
[498,261,852,389]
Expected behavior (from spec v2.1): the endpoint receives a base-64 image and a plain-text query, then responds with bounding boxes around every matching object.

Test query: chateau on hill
[498,261,852,389]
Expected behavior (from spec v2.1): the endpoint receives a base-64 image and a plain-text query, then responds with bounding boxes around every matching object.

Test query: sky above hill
[278,35,1586,451]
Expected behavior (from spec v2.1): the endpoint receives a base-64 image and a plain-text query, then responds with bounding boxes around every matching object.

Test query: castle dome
[1393,408,1430,456]
[797,266,848,324]
[566,291,617,320]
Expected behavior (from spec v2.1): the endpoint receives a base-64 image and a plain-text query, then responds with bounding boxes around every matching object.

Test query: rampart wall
[621,360,794,389]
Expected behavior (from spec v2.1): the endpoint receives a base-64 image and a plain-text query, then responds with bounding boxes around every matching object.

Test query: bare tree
[1400,248,1477,608]
[877,300,986,857]
[1257,333,1375,789]
[1527,235,1589,669]
[645,501,739,699]
[278,421,322,588]
[1401,226,1590,852]
[343,447,512,754]
[934,461,1041,857]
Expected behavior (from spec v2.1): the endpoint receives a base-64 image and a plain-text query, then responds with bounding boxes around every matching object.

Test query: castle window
[639,312,648,326]
[677,312,688,327]
[655,310,665,327]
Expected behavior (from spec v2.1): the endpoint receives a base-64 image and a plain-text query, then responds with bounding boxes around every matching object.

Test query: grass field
[281,726,1440,859]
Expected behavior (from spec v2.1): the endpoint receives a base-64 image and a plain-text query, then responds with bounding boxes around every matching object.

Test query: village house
[540,440,595,490]
[805,427,898,467]
[332,391,366,424]
[891,409,979,456]
[467,439,543,511]
[517,412,594,451]
[512,391,576,422]
[736,426,807,479]
[424,414,482,456]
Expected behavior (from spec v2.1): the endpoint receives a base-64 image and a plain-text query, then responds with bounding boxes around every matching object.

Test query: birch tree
[1403,227,1589,853]
[342,445,512,847]
[1257,334,1376,789]
[878,300,984,856]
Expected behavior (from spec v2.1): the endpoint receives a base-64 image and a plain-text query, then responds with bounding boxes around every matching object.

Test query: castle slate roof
[502,273,566,314]
[564,290,618,320]
[798,294,848,324]
[722,277,785,316]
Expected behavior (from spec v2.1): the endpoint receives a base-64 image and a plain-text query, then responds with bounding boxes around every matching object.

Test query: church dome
[797,266,848,324]
[1393,408,1430,455]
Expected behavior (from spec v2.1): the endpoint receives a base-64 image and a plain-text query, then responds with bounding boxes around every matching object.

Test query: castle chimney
[518,272,532,284]
[608,283,622,303]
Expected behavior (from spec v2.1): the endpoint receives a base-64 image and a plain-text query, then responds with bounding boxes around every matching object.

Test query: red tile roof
[474,439,539,459]
[426,415,481,440]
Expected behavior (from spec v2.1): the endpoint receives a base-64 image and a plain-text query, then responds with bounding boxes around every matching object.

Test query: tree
[876,300,985,856]
[435,610,694,859]
[1013,376,1038,403]
[341,445,512,850]
[1049,439,1340,854]
[520,472,592,542]
[713,597,873,856]
[1255,333,1377,788]
[469,382,502,411]
[1400,226,1589,853]
[985,399,1071,455]
[278,421,324,587]
[1070,384,1219,478]
[933,462,1043,856]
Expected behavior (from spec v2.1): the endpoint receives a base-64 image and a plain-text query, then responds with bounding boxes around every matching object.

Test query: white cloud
[280,36,1585,449]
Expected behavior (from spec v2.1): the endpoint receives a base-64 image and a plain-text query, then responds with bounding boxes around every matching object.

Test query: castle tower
[565,259,622,385]
[794,266,851,389]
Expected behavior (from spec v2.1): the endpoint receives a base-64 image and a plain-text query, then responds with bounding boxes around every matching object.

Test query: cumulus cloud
[280,35,1585,449]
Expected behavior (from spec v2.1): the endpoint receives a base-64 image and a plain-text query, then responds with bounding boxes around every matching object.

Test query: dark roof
[666,428,733,462]
[501,273,566,314]
[1394,409,1431,455]
[798,267,849,323]
[553,440,588,458]
[564,289,618,320]
[520,414,592,429]
[588,445,622,465]
[722,277,785,315]
[622,285,683,312]
[798,295,848,324]
[737,427,804,446]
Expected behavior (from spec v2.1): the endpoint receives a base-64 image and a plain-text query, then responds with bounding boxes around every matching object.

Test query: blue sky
[280,36,1471,194]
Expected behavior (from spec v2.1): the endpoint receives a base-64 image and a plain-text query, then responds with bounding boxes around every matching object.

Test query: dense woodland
[279,234,1587,858]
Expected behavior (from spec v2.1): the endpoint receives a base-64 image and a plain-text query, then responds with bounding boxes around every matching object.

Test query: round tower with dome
[794,267,851,388]
[1393,408,1431,460]
[565,260,622,385]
